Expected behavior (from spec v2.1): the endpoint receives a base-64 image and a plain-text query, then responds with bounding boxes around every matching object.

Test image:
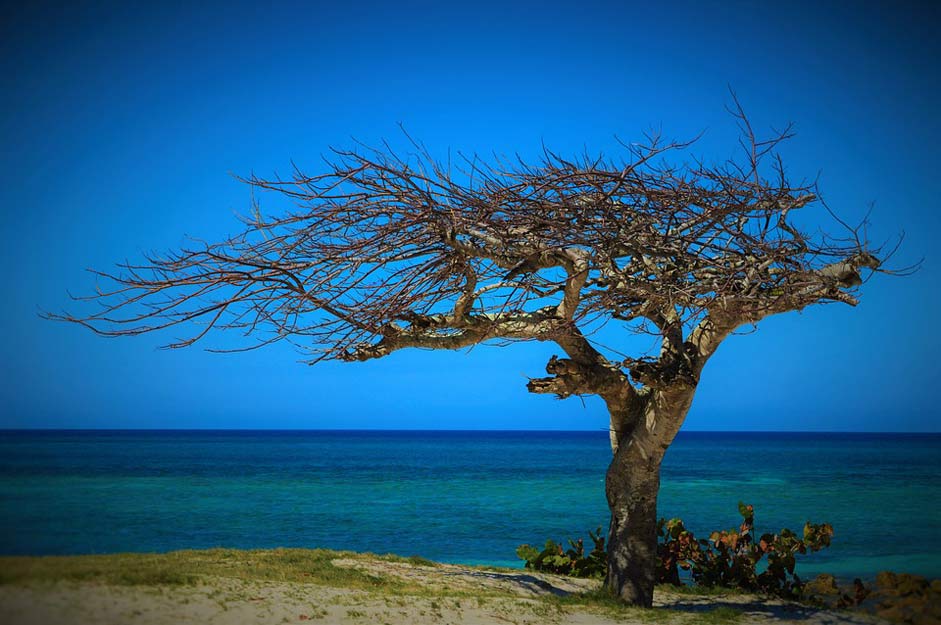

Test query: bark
[605,444,663,606]
[604,386,694,606]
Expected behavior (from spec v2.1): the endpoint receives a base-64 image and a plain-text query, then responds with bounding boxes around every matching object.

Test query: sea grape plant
[658,502,834,598]
[518,503,834,599]
[516,526,607,578]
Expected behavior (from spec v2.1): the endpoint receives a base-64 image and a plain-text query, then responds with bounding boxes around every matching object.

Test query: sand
[0,556,891,625]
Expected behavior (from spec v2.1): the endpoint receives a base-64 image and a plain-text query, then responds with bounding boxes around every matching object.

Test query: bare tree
[48,103,904,606]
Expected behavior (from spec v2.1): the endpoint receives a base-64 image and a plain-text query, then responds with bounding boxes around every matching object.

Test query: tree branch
[48,115,895,412]
[687,251,882,368]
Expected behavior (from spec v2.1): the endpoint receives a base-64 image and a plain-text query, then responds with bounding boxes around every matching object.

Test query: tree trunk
[604,386,695,606]
[604,444,663,606]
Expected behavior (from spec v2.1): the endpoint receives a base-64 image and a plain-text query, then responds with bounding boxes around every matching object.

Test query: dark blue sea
[1,430,938,580]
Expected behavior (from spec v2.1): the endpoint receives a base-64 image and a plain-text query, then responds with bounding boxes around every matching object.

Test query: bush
[658,502,833,598]
[516,526,607,578]
[517,503,834,599]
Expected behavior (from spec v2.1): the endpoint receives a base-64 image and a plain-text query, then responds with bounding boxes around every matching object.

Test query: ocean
[0,430,938,581]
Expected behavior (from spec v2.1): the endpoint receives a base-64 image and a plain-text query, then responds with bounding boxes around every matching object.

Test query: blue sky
[1,0,938,431]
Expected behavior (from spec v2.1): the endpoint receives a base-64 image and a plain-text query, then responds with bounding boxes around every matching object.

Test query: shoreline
[0,548,928,587]
[0,547,901,625]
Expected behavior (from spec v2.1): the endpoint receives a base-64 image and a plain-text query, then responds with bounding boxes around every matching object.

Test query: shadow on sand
[665,598,881,624]
[447,570,574,596]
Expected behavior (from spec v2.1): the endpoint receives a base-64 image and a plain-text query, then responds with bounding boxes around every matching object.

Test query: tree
[48,103,902,606]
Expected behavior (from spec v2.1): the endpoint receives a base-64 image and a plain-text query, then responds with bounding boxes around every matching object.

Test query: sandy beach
[0,551,893,625]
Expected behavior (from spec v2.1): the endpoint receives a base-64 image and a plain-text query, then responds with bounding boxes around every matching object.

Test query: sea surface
[0,430,938,580]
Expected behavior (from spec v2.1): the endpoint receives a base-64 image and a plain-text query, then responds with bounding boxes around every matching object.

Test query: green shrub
[516,526,607,578]
[517,504,834,599]
[658,502,833,599]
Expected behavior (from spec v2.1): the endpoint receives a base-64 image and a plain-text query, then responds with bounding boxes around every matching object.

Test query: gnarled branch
[46,112,894,443]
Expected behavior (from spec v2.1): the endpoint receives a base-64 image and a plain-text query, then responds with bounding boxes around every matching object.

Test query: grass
[696,606,744,624]
[660,583,750,597]
[549,586,744,625]
[0,547,401,589]
[374,553,438,567]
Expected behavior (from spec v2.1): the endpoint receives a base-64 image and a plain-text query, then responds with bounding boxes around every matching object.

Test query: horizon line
[1,427,939,435]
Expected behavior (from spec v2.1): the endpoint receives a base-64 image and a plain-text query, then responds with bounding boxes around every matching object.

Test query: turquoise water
[0,430,938,580]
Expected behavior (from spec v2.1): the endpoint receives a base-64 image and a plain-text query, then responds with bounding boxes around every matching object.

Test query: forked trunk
[604,444,663,606]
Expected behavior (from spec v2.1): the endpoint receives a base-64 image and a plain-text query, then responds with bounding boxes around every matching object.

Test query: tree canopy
[53,105,893,398]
